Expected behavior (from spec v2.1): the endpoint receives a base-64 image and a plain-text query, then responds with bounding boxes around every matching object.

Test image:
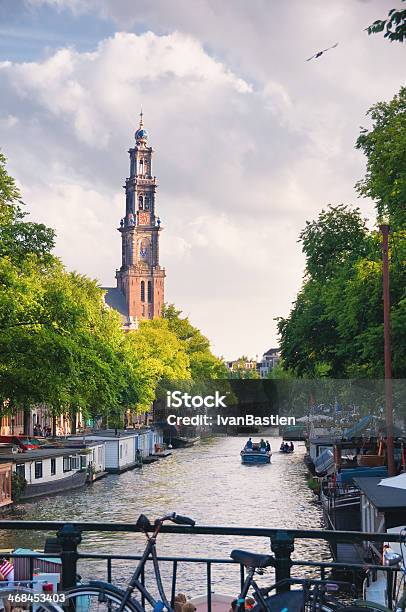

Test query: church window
[145,197,150,210]
[141,281,145,302]
[139,196,143,210]
[147,281,152,303]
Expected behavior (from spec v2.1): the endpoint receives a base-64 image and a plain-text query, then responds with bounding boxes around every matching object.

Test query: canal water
[1,436,330,598]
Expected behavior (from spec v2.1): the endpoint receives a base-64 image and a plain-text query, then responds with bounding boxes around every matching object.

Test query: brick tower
[106,112,165,328]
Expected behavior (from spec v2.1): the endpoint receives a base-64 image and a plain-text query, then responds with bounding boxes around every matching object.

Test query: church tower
[114,112,165,326]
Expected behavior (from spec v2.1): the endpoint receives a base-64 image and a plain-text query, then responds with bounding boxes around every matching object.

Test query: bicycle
[351,537,406,612]
[61,512,196,612]
[230,547,402,612]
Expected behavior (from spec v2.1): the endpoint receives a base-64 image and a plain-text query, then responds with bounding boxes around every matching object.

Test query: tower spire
[116,121,165,323]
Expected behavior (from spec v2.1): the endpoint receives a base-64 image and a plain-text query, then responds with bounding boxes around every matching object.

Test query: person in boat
[245,437,253,450]
[260,438,267,450]
[266,440,271,452]
[289,441,294,452]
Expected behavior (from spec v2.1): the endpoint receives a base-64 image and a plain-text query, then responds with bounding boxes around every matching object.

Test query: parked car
[0,435,42,451]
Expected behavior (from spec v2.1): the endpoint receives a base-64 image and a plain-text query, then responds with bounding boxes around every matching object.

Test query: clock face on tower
[139,239,148,258]
[138,211,150,226]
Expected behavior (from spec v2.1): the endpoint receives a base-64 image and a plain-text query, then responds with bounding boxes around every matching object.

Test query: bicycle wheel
[62,584,142,612]
[0,586,64,612]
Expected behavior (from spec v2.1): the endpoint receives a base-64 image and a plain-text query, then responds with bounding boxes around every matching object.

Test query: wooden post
[380,222,395,477]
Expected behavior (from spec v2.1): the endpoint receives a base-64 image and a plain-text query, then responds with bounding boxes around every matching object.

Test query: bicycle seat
[252,591,304,612]
[136,514,152,531]
[230,549,275,568]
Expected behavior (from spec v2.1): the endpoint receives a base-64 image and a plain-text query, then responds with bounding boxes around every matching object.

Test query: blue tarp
[337,466,388,485]
[342,415,373,440]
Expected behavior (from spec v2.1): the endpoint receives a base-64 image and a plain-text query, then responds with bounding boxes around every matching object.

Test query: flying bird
[306,42,338,61]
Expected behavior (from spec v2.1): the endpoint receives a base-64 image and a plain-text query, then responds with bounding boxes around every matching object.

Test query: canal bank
[0,436,331,596]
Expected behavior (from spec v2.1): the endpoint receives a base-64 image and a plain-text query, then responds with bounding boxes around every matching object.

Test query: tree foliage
[227,356,260,379]
[299,204,370,281]
[279,88,406,379]
[0,152,224,428]
[356,86,406,229]
[367,2,406,42]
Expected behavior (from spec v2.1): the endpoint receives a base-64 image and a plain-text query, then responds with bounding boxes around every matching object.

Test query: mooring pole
[380,221,395,477]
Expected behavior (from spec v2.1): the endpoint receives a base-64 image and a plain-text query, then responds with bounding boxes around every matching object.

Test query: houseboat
[78,428,165,472]
[80,432,139,473]
[62,440,106,481]
[0,448,89,500]
[0,462,12,511]
[304,435,336,475]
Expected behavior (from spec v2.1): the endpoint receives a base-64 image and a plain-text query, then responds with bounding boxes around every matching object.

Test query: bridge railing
[0,521,403,610]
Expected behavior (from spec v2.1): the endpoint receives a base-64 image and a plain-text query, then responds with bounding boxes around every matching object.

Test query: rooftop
[0,447,88,462]
[102,287,128,321]
[355,476,406,512]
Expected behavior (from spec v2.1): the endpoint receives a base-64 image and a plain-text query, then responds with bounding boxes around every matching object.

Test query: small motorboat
[279,443,294,454]
[241,442,271,464]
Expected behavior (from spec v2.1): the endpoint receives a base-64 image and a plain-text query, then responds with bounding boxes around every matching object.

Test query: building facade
[258,348,280,378]
[103,112,165,329]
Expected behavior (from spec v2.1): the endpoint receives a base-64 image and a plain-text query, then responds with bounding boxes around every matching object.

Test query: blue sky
[0,1,114,60]
[0,0,404,359]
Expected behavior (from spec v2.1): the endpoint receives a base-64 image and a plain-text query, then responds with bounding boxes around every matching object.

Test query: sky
[0,0,404,360]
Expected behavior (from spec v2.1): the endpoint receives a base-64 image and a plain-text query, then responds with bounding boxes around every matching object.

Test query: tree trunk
[52,415,57,437]
[23,411,31,435]
[70,407,77,435]
[23,405,31,435]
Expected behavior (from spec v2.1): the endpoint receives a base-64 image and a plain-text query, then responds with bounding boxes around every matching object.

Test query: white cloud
[1,3,404,358]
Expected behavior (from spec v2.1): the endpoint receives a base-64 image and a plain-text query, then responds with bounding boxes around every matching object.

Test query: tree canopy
[0,152,225,430]
[278,87,406,379]
[356,86,406,229]
[367,2,406,43]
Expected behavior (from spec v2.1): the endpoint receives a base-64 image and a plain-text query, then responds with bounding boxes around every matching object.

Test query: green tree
[227,356,260,379]
[0,152,55,264]
[356,87,406,228]
[298,204,370,281]
[0,152,157,428]
[367,2,406,42]
[279,87,406,379]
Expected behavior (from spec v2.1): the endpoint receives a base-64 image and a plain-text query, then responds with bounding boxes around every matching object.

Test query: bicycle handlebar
[140,512,196,529]
[171,514,196,526]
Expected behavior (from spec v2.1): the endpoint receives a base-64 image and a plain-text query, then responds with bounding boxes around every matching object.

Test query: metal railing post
[271,531,294,593]
[207,563,212,612]
[170,560,178,607]
[57,523,82,590]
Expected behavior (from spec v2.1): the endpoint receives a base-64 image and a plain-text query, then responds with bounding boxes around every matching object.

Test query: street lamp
[379,217,395,476]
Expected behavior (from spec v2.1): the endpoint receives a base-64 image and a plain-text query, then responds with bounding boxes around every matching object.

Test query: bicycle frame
[118,522,173,612]
[236,568,273,612]
[236,572,354,612]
